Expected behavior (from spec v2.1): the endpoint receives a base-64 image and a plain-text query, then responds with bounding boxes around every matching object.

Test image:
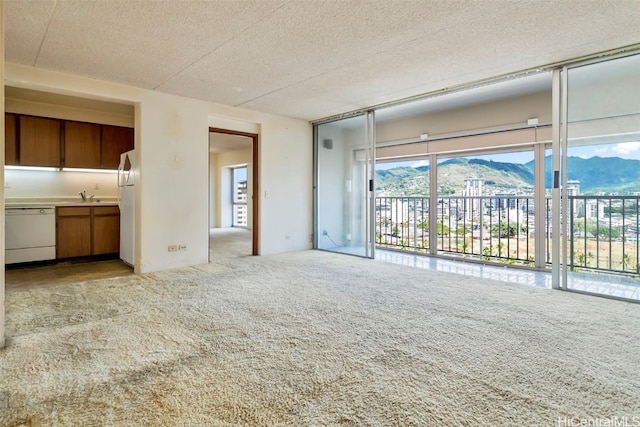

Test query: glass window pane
[564,54,640,300]
[232,166,248,227]
[316,115,369,257]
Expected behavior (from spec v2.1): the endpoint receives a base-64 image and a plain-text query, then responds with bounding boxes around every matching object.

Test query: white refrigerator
[118,150,135,266]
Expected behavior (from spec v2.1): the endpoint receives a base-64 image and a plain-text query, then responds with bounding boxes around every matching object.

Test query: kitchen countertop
[5,197,119,208]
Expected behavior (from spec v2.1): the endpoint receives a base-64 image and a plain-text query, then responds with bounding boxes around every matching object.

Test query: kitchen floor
[5,259,134,291]
[6,228,252,291]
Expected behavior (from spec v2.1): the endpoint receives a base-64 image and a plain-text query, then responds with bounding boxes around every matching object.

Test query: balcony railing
[568,195,640,274]
[376,195,640,275]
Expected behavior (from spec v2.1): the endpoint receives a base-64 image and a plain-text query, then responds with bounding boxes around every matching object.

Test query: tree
[456,224,470,236]
[491,222,518,238]
[436,222,450,235]
[587,223,621,239]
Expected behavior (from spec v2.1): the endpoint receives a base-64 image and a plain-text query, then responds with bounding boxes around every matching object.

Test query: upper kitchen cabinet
[64,120,102,168]
[102,125,134,169]
[18,115,62,167]
[5,113,18,165]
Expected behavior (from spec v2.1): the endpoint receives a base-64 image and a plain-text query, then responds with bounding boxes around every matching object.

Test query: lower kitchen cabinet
[93,206,120,255]
[56,207,92,258]
[56,205,120,259]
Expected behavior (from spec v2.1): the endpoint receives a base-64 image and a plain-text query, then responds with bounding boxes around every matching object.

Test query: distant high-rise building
[494,193,517,209]
[567,180,581,218]
[462,178,484,220]
[236,180,248,226]
[463,178,484,197]
[567,180,580,196]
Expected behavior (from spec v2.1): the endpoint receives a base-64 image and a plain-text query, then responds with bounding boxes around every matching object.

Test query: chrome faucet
[89,194,96,202]
[79,191,86,202]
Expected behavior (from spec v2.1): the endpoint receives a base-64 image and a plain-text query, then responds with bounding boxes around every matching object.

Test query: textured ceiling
[209,132,252,154]
[5,0,640,122]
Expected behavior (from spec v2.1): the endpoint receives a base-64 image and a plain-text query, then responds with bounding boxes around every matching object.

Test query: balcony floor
[376,249,640,301]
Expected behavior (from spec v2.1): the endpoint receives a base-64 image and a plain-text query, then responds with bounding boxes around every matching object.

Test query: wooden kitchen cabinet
[5,113,18,165]
[8,113,132,169]
[56,205,120,258]
[56,207,92,258]
[19,115,62,167]
[64,121,102,168]
[102,125,134,169]
[92,206,120,255]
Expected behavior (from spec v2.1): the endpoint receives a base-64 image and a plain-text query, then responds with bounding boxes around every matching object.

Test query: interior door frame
[209,127,260,256]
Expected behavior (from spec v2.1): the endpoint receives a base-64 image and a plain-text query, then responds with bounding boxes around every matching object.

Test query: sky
[376,141,640,170]
[234,166,247,182]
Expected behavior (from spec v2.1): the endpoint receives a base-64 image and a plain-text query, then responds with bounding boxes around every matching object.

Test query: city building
[567,180,581,196]
[462,178,483,220]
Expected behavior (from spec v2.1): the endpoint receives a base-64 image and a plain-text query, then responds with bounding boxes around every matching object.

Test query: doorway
[208,128,259,261]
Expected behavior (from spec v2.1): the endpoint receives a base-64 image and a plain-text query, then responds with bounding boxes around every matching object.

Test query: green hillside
[376,156,640,196]
[376,158,534,196]
[525,156,640,193]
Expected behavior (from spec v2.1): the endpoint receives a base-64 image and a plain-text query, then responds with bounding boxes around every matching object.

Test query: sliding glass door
[558,53,640,300]
[315,113,375,258]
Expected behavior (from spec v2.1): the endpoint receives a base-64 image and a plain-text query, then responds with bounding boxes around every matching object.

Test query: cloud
[594,147,609,154]
[411,160,428,168]
[612,141,640,154]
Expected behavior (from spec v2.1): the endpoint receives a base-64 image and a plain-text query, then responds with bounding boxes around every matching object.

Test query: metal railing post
[413,198,417,252]
[569,196,574,271]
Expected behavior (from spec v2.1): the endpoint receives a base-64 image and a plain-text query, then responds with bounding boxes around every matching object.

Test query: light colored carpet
[210,227,252,262]
[1,249,639,426]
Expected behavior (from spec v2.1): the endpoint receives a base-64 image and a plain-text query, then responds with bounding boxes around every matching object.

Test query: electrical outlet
[168,245,178,252]
[94,183,100,190]
[178,244,187,251]
[322,230,328,236]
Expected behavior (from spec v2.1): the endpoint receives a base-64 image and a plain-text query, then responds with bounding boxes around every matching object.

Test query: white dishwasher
[5,207,56,264]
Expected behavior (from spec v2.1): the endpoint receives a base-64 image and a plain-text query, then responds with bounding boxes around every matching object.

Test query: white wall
[136,91,211,271]
[209,152,218,228]
[5,63,313,272]
[376,91,552,144]
[5,169,118,200]
[252,119,312,255]
[220,166,232,228]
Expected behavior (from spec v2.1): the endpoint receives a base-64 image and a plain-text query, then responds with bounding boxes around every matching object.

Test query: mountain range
[375,156,640,196]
